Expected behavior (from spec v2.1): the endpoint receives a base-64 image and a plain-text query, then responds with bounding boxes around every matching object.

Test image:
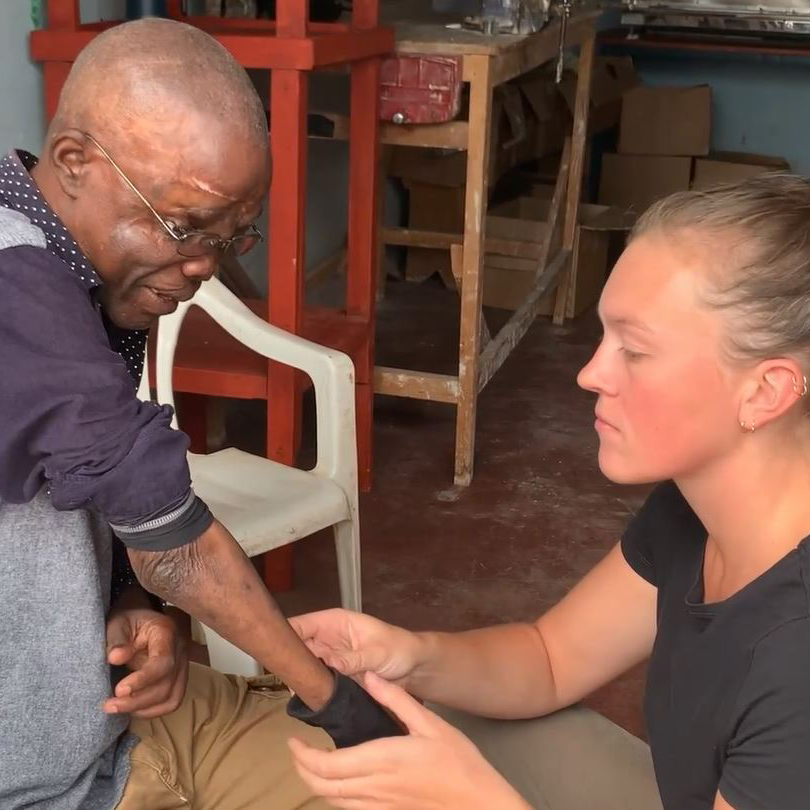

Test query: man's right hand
[290,609,423,687]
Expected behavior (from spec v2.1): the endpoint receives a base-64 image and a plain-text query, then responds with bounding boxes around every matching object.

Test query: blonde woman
[288,174,810,810]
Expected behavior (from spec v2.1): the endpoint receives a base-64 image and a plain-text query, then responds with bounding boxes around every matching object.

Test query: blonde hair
[632,174,810,379]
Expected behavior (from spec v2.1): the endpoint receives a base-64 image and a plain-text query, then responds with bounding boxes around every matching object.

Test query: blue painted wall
[0,1,44,154]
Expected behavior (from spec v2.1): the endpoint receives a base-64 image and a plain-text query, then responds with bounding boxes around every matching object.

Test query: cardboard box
[598,153,692,217]
[618,85,711,157]
[559,56,638,134]
[524,186,637,230]
[404,181,465,282]
[483,196,631,316]
[390,148,468,188]
[691,151,790,189]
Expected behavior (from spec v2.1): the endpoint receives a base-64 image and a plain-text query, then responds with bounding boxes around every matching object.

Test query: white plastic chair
[137,277,361,676]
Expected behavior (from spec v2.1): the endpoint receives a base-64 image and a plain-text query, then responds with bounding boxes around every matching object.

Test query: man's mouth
[144,286,186,315]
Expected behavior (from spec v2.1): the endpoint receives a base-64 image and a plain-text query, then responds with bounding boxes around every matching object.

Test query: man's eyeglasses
[83,132,263,259]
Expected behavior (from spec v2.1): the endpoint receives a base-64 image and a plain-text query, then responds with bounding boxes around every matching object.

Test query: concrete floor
[233,278,650,738]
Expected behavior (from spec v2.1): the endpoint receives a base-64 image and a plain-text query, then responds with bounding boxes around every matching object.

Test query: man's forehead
[180,176,241,204]
[120,145,268,209]
[110,108,266,167]
[158,181,265,220]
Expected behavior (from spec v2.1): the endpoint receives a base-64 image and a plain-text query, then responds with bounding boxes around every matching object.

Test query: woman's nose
[577,340,611,394]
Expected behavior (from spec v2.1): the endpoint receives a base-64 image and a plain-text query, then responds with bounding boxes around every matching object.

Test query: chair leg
[333,519,362,611]
[201,624,263,678]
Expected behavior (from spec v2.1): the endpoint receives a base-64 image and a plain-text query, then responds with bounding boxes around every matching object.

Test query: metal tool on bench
[621,0,810,36]
[461,0,580,84]
[554,0,573,81]
[479,0,552,33]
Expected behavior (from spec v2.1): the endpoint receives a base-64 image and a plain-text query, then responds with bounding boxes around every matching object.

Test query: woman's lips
[594,411,619,433]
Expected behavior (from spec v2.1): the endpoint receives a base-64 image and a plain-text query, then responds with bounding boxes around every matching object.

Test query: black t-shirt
[622,482,810,810]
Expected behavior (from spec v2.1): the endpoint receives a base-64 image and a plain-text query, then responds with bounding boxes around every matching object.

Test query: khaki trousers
[117,663,335,810]
[117,663,661,810]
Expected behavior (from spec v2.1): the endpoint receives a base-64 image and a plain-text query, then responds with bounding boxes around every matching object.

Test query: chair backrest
[136,351,151,404]
[136,276,359,495]
[132,304,186,431]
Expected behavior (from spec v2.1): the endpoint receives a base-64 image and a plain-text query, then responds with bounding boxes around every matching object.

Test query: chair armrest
[156,278,357,494]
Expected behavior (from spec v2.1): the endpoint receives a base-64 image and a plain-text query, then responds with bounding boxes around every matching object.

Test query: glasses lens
[232,233,261,256]
[174,231,261,259]
[175,235,219,259]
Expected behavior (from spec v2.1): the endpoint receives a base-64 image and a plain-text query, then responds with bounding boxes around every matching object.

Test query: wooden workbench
[373,9,599,486]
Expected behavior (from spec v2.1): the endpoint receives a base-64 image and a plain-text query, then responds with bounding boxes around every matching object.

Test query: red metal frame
[32,0,392,589]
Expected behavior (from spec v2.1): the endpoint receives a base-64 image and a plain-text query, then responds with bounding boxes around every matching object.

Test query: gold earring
[740,419,756,433]
[793,373,808,398]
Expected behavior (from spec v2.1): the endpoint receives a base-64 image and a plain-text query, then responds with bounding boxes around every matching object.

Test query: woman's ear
[739,359,806,431]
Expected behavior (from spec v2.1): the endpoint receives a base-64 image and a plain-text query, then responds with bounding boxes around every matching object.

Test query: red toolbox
[379,55,463,124]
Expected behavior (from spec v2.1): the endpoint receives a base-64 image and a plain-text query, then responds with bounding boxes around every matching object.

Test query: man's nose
[180,253,217,281]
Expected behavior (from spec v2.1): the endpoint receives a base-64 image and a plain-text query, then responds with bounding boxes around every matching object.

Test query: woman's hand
[290,609,425,686]
[103,608,189,719]
[288,672,530,810]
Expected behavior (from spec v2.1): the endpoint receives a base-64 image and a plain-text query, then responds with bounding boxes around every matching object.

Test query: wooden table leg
[453,54,493,487]
[450,242,491,349]
[552,33,595,326]
[376,145,394,303]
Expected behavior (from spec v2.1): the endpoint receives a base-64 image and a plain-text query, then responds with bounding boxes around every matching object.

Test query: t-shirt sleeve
[718,618,810,810]
[620,481,685,586]
[0,245,211,550]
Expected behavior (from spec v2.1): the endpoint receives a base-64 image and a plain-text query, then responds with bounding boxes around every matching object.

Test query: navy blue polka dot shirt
[0,150,148,387]
[0,149,211,551]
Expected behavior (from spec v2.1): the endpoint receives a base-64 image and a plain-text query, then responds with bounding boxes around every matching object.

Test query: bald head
[32,18,271,331]
[53,18,268,151]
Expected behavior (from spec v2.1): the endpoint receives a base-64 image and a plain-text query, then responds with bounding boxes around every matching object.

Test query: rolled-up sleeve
[0,245,212,550]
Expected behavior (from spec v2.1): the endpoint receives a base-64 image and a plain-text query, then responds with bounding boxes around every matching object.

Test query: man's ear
[48,129,94,200]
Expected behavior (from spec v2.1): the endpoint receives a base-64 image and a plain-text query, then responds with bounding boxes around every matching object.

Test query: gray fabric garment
[436,704,663,810]
[0,210,135,809]
[0,206,46,250]
[0,491,136,810]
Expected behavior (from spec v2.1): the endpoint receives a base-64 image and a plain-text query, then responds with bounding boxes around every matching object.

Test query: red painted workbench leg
[175,394,209,454]
[346,0,382,492]
[351,0,378,27]
[43,63,72,122]
[346,46,382,491]
[263,65,309,591]
[45,0,80,27]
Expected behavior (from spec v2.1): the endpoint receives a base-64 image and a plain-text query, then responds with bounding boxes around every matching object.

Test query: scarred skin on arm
[128,519,334,710]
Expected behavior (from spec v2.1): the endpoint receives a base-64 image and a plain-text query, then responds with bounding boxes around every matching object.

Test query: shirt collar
[0,150,102,290]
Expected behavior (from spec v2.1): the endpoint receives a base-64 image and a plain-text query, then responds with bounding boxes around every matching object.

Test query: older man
[0,17,395,810]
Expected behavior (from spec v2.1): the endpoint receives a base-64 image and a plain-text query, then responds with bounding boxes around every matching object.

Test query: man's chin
[106,307,159,331]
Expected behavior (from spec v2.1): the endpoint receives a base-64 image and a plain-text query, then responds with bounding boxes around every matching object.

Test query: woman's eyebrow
[599,312,654,333]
